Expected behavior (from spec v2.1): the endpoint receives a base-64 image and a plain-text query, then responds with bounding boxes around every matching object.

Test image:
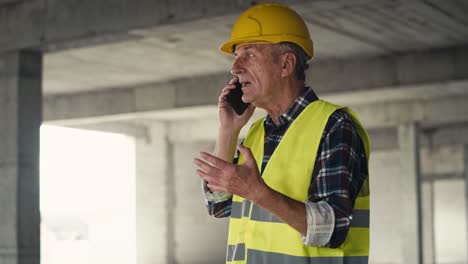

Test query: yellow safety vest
[227,100,370,264]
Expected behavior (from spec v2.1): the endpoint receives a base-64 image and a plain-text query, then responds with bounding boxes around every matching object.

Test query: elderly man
[194,2,370,264]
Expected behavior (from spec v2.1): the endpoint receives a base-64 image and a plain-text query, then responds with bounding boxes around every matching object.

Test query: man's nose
[230,58,243,75]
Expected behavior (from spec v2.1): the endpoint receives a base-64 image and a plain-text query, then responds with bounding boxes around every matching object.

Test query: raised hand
[194,144,268,202]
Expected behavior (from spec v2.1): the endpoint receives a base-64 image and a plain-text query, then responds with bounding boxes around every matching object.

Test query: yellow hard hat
[220,2,314,59]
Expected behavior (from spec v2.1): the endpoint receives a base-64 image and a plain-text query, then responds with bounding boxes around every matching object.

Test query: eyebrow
[242,45,258,51]
[234,45,258,56]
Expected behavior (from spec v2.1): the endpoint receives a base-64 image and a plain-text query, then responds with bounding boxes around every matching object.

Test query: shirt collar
[264,87,319,129]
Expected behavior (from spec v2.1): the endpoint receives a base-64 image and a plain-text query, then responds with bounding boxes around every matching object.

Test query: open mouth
[241,82,251,87]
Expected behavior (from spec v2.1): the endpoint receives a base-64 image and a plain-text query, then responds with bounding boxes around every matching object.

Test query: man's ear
[281,52,296,78]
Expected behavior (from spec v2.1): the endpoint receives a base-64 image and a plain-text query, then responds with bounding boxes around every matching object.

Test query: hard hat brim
[219,35,314,60]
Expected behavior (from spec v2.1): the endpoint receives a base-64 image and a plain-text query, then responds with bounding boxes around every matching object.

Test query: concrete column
[398,123,423,264]
[0,50,42,264]
[421,181,435,264]
[135,122,174,264]
[465,145,468,259]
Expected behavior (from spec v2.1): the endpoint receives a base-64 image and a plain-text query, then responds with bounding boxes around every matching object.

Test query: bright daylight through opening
[40,125,136,264]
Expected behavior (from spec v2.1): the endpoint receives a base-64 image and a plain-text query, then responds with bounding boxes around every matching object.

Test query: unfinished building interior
[1,0,468,263]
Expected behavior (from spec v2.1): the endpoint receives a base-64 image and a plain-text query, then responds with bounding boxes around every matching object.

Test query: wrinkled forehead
[233,42,275,54]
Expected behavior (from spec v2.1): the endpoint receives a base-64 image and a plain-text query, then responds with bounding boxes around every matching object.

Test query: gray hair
[272,42,309,81]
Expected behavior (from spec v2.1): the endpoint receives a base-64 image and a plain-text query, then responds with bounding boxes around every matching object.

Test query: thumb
[238,144,255,165]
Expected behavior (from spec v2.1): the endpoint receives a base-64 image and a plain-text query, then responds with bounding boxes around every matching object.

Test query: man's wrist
[218,126,241,137]
[214,127,241,163]
[252,181,270,205]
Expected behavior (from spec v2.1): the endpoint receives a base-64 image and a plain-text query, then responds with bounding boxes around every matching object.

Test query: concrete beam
[43,46,468,124]
[44,81,468,134]
[366,124,468,153]
[67,117,468,176]
[43,72,225,123]
[0,0,44,53]
[0,0,24,5]
[0,0,309,53]
[352,92,468,129]
[310,45,468,94]
[62,122,150,140]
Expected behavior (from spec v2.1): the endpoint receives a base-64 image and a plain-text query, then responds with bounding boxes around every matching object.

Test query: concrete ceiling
[42,0,468,95]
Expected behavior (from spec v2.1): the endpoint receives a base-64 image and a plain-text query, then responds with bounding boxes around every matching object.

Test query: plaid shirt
[204,87,368,248]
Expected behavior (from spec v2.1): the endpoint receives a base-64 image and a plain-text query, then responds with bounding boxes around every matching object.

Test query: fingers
[199,152,229,169]
[206,183,227,193]
[195,167,226,193]
[237,144,250,154]
[237,144,255,164]
[219,88,230,103]
[219,77,239,103]
[196,169,215,182]
[194,153,235,194]
[229,77,239,85]
[193,158,219,176]
[219,86,234,104]
[193,154,228,185]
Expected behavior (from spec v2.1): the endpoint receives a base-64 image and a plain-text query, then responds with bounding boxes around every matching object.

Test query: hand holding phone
[224,81,250,115]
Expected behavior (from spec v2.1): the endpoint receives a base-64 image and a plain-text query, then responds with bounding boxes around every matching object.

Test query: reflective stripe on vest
[249,203,369,228]
[227,246,369,264]
[247,249,368,264]
[226,100,371,264]
[227,243,246,262]
[231,200,252,219]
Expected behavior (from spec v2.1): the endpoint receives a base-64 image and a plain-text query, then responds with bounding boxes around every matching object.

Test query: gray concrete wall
[173,141,228,264]
[432,180,467,264]
[135,123,169,264]
[369,150,404,264]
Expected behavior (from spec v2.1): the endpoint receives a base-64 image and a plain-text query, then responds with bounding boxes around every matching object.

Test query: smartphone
[224,81,250,115]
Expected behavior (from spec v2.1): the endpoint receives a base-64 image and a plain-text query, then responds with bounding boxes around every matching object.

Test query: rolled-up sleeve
[200,147,242,218]
[202,179,232,203]
[201,179,233,218]
[301,200,335,246]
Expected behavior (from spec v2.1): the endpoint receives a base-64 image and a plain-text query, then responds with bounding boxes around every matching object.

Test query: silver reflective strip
[351,209,369,228]
[243,200,251,217]
[251,205,369,228]
[227,243,246,261]
[231,200,252,219]
[247,249,368,264]
[231,201,242,218]
[250,204,282,223]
